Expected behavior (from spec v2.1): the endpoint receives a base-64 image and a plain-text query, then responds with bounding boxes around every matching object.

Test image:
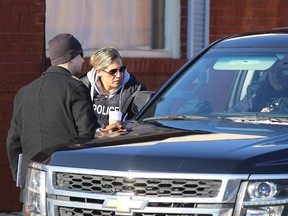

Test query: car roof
[214,27,288,48]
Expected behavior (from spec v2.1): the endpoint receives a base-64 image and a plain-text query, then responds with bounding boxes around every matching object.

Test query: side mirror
[131,91,155,114]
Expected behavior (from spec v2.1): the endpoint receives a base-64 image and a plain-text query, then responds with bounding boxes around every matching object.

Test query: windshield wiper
[143,115,187,122]
[221,115,288,124]
[143,115,207,123]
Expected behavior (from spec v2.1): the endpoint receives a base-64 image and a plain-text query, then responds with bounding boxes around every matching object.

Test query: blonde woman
[80,46,147,127]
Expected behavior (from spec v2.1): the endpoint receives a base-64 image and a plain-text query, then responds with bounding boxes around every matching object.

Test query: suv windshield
[140,48,288,122]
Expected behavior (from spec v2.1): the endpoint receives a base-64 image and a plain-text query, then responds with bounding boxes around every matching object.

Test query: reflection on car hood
[35,120,288,174]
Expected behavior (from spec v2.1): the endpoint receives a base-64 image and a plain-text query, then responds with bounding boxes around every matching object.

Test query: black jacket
[6,66,98,192]
[80,72,147,126]
[229,72,288,112]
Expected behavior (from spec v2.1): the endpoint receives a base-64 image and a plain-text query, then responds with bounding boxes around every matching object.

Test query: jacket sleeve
[6,100,23,181]
[71,84,99,139]
[121,79,149,119]
[140,83,147,91]
[228,82,262,112]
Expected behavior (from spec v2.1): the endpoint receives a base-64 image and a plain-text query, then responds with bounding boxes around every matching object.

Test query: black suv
[23,28,288,216]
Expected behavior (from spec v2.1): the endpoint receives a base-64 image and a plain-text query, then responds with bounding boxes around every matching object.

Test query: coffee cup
[109,110,123,125]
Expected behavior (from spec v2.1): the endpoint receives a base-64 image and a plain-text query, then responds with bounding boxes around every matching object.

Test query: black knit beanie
[48,33,83,66]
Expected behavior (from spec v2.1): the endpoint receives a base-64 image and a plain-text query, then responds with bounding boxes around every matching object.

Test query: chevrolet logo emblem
[102,193,147,214]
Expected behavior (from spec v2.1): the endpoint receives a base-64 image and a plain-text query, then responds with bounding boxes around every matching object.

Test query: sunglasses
[101,65,127,76]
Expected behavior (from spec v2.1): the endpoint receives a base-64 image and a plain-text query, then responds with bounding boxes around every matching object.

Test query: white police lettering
[93,104,120,115]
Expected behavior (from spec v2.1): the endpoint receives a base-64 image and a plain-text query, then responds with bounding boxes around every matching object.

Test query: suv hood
[34,120,288,174]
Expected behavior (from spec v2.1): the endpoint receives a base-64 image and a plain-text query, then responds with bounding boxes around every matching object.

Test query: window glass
[45,0,179,58]
[140,49,288,120]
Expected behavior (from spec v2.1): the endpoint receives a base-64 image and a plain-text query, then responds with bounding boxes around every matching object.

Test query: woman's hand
[95,121,127,137]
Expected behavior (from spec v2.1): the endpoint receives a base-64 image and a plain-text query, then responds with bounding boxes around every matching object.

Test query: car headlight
[247,181,278,199]
[23,162,46,216]
[238,179,288,216]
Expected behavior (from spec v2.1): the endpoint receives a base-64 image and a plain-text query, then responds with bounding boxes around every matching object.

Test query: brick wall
[2,0,288,212]
[0,0,45,211]
[209,0,288,43]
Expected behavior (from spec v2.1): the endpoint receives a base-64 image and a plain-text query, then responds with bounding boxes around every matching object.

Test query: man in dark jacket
[6,33,100,201]
[229,68,288,112]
